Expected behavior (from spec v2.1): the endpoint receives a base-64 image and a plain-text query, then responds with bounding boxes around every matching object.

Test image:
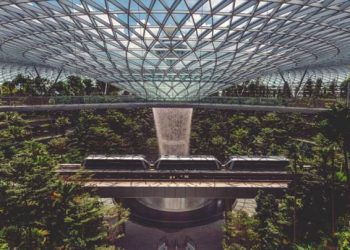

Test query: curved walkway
[0,102,329,113]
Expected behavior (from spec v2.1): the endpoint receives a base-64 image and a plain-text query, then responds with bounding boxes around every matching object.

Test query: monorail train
[82,155,289,172]
[224,156,289,171]
[154,155,221,171]
[83,155,150,170]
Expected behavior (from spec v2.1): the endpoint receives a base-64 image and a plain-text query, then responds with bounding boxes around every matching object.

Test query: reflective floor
[118,220,224,250]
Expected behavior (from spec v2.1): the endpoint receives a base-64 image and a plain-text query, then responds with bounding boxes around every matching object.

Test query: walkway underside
[0,102,329,113]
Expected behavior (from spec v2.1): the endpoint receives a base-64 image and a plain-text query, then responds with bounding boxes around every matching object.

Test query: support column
[33,65,41,78]
[347,80,350,108]
[295,68,308,98]
[54,68,63,84]
[104,82,108,95]
[278,70,288,87]
[278,69,289,98]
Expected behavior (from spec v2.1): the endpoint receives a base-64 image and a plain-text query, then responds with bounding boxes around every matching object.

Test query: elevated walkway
[59,166,291,198]
[0,96,337,113]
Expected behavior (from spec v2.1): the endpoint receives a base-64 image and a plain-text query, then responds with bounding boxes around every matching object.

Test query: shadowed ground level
[118,220,224,250]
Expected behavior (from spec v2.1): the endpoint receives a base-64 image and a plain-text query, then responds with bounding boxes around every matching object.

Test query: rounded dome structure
[1,0,350,99]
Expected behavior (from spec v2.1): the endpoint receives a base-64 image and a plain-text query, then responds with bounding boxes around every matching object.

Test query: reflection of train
[84,155,150,170]
[157,236,196,250]
[83,155,289,172]
[154,155,221,170]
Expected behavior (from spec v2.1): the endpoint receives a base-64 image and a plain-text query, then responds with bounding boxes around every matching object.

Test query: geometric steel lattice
[1,0,350,99]
[0,62,75,84]
[260,65,350,91]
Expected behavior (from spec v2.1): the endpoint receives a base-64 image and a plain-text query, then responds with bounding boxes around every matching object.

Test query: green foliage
[335,231,350,250]
[0,83,349,249]
[48,137,69,155]
[282,81,292,98]
[295,244,320,250]
[1,141,58,248]
[320,104,350,153]
[255,191,287,249]
[0,141,129,249]
[340,78,349,98]
[55,116,71,135]
[303,79,314,97]
[223,211,259,250]
[313,78,323,98]
[336,214,350,249]
[0,74,110,96]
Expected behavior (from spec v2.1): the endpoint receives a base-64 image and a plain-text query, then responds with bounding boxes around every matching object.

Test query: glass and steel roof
[1,0,350,99]
[0,62,74,83]
[260,65,350,89]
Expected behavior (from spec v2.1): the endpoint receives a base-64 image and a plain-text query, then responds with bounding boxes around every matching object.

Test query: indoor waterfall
[152,108,193,156]
[145,108,208,212]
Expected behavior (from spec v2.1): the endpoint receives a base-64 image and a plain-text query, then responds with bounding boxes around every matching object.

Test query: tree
[1,141,58,249]
[47,183,105,249]
[67,76,85,96]
[328,80,337,98]
[47,137,70,161]
[255,191,286,249]
[49,80,70,96]
[247,82,257,96]
[223,211,259,250]
[340,78,349,98]
[320,105,350,195]
[303,79,313,97]
[228,127,251,155]
[83,79,94,95]
[282,81,292,98]
[335,214,350,249]
[313,78,323,98]
[1,81,16,95]
[0,141,129,249]
[211,135,227,159]
[96,80,107,95]
[292,172,333,244]
[55,116,71,135]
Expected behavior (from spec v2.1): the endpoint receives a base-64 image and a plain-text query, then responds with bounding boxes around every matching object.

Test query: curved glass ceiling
[1,0,350,99]
[0,62,74,83]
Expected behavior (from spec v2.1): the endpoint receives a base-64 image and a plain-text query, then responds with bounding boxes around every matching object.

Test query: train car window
[226,156,289,171]
[83,155,150,170]
[155,155,221,171]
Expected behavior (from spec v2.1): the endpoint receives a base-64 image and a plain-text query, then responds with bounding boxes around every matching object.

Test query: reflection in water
[158,236,196,250]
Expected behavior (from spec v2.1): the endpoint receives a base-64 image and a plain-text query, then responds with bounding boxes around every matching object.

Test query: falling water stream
[139,108,207,212]
[153,108,193,156]
[124,108,221,249]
